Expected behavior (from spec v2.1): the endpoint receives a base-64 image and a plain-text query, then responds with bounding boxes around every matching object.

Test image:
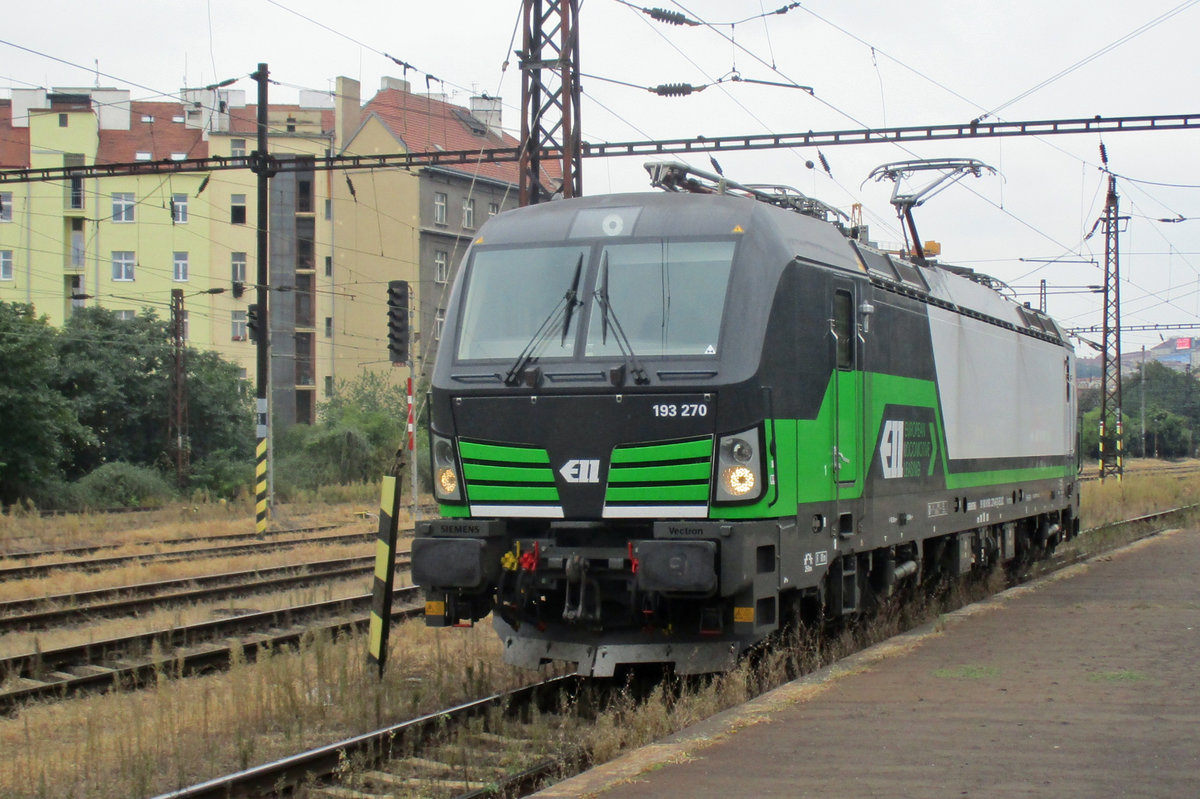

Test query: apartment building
[0,76,550,427]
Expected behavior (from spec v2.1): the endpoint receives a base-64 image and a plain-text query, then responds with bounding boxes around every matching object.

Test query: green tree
[0,303,91,503]
[1080,407,1134,460]
[54,307,252,490]
[186,348,253,462]
[54,307,172,476]
[276,371,410,494]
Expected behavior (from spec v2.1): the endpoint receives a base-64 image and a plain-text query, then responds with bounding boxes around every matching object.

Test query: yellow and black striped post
[255,434,269,534]
[367,474,402,676]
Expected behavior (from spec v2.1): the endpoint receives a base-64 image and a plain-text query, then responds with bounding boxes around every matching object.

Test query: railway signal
[387,280,410,364]
[246,303,261,344]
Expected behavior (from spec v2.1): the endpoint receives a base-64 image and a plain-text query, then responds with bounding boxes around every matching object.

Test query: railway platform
[533,527,1200,798]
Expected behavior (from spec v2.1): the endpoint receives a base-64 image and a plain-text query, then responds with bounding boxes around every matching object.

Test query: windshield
[586,240,735,358]
[456,245,590,361]
[454,239,737,362]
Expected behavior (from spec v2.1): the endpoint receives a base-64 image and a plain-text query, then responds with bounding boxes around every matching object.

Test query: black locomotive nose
[451,393,717,520]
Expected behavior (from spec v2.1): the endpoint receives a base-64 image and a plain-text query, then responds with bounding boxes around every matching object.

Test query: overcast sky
[3,0,1198,353]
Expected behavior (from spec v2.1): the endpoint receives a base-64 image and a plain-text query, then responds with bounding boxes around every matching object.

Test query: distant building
[334,77,559,381]
[0,77,552,427]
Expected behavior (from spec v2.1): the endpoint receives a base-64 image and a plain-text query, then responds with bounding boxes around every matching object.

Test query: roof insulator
[651,83,703,97]
[646,7,698,25]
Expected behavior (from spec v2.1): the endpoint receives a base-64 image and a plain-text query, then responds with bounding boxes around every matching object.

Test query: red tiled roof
[358,88,561,188]
[0,101,30,168]
[96,101,207,164]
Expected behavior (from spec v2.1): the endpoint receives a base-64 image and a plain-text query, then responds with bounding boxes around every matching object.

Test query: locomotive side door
[831,283,863,486]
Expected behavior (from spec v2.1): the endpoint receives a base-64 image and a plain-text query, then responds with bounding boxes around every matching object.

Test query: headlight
[715,428,763,503]
[432,434,462,502]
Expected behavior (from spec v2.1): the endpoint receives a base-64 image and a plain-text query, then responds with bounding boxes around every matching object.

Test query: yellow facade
[1,78,520,426]
[331,112,421,387]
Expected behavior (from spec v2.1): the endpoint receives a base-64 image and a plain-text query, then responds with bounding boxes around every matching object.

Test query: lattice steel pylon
[519,0,582,205]
[1098,175,1125,481]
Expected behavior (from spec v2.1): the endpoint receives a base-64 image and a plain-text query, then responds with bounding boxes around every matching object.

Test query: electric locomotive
[413,162,1079,677]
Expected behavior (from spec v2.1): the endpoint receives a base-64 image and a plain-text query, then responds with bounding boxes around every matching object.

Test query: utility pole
[519,0,582,205]
[1140,345,1146,458]
[250,63,276,532]
[1098,175,1126,480]
[169,289,189,487]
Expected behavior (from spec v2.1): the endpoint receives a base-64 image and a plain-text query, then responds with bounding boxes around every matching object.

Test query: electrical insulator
[387,279,410,364]
[651,83,700,97]
[647,7,697,25]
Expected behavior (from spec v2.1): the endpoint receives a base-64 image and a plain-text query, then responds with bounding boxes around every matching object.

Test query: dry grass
[1079,460,1200,528]
[0,496,416,557]
[0,536,393,605]
[0,618,529,799]
[0,469,1194,798]
[0,571,407,660]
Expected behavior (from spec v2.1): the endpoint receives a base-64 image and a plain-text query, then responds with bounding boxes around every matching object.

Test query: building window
[324,255,332,277]
[297,179,313,213]
[324,198,332,220]
[172,193,188,223]
[231,310,247,341]
[324,375,334,396]
[0,251,12,281]
[134,151,152,161]
[112,251,135,281]
[324,316,333,337]
[70,218,85,270]
[231,194,247,225]
[435,308,446,340]
[112,193,135,223]
[435,250,449,283]
[67,275,85,309]
[488,202,499,217]
[115,310,135,321]
[462,198,475,229]
[173,252,189,282]
[296,217,315,270]
[58,113,68,127]
[433,192,447,224]
[231,138,247,157]
[0,192,11,222]
[231,252,247,283]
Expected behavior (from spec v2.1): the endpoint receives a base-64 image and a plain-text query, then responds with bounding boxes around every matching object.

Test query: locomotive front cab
[412,195,794,674]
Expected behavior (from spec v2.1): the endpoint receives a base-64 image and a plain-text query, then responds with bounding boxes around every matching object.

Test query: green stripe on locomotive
[435,370,1072,521]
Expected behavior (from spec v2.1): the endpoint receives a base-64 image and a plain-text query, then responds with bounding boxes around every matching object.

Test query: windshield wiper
[503,253,584,386]
[594,252,650,386]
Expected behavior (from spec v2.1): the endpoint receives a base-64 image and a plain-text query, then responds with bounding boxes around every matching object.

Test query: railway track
[152,675,586,799]
[0,587,422,715]
[144,504,1200,799]
[0,523,347,561]
[0,553,412,633]
[1079,461,1200,482]
[0,528,381,583]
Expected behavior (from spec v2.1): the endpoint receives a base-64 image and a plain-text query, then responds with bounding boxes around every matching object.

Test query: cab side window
[834,290,853,369]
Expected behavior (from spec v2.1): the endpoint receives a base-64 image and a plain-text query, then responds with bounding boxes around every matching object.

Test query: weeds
[0,467,1194,797]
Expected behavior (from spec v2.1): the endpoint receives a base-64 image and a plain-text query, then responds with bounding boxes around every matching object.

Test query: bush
[190,449,255,500]
[75,462,176,509]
